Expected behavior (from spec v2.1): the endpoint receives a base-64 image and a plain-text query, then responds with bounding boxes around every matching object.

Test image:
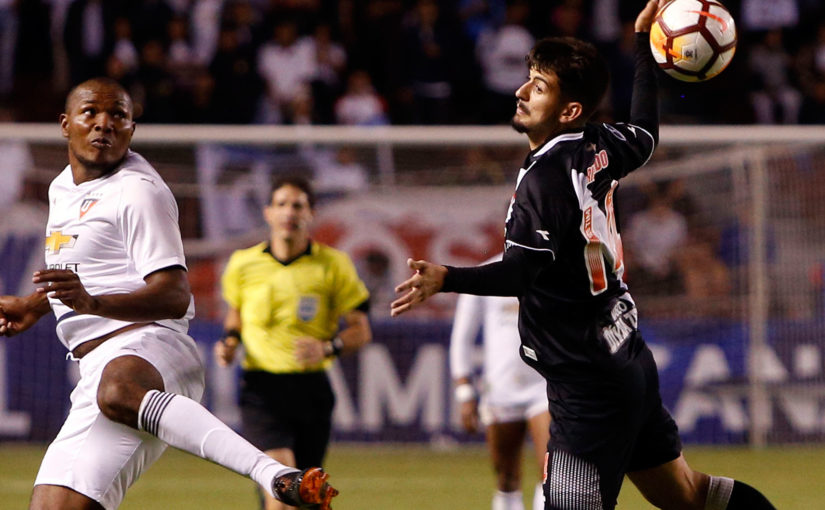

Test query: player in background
[391,2,777,509]
[450,254,550,510]
[0,78,336,510]
[214,175,371,510]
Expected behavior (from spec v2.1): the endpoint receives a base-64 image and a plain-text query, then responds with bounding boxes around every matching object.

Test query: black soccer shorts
[542,344,682,510]
[239,370,335,469]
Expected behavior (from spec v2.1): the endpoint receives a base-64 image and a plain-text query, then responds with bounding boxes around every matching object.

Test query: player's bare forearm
[390,259,447,317]
[0,292,51,336]
[336,309,371,354]
[34,266,191,322]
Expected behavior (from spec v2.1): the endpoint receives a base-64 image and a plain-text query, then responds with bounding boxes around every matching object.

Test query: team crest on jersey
[297,296,319,321]
[79,198,99,218]
[45,230,77,254]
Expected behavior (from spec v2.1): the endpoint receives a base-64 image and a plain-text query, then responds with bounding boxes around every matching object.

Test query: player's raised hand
[635,0,665,32]
[390,258,447,317]
[34,269,98,314]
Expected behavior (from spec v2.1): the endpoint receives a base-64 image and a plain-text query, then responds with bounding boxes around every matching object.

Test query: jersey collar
[529,130,585,162]
[263,241,314,266]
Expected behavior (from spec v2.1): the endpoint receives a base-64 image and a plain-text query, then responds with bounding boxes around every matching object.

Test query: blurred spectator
[544,0,587,39]
[677,238,732,299]
[306,22,347,124]
[0,0,17,97]
[257,19,316,124]
[397,0,464,124]
[334,69,389,125]
[307,146,370,197]
[355,248,395,315]
[795,21,825,123]
[742,0,799,31]
[458,0,505,43]
[191,0,223,66]
[209,23,261,123]
[748,29,802,124]
[475,0,533,124]
[13,0,54,120]
[133,40,176,123]
[112,17,139,74]
[624,185,688,294]
[63,0,116,85]
[127,0,174,47]
[167,14,196,69]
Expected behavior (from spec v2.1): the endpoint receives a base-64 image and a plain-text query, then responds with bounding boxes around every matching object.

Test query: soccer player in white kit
[0,78,337,510]
[450,254,550,510]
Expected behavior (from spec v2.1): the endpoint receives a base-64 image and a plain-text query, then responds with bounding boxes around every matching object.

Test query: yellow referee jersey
[222,241,370,373]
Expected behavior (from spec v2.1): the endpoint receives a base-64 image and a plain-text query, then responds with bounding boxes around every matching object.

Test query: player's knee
[96,379,142,426]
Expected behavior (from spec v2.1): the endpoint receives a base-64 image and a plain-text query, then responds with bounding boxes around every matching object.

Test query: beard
[510,116,528,134]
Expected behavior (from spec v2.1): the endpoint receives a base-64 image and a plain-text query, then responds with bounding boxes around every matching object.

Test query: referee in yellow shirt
[214,175,371,510]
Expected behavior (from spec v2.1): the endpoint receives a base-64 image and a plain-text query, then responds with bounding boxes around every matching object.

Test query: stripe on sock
[706,476,734,510]
[138,390,176,436]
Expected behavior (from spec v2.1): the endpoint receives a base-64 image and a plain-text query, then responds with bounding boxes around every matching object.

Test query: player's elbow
[167,292,191,319]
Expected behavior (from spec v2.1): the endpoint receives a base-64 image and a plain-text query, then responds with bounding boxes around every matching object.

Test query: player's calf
[273,467,339,510]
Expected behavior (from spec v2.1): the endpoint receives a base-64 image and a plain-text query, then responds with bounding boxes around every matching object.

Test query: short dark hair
[65,77,132,114]
[271,175,316,209]
[525,37,609,120]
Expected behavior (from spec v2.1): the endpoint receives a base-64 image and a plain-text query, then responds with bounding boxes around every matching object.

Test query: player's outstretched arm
[0,292,51,337]
[390,258,447,317]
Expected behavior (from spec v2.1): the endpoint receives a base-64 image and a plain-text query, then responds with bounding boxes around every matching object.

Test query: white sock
[706,476,734,510]
[492,489,524,510]
[138,390,297,497]
[532,482,544,510]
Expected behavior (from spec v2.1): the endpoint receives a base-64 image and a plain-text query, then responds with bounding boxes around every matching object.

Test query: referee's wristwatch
[323,337,344,358]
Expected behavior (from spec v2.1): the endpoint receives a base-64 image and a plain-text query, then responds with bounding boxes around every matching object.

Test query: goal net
[1,124,823,446]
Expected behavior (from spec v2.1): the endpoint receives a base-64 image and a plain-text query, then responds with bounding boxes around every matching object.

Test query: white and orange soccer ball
[650,0,737,82]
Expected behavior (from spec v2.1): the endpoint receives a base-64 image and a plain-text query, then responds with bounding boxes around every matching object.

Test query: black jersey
[443,33,659,379]
[506,121,655,377]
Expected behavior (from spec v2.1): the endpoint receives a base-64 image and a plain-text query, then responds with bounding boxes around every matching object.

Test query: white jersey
[449,254,546,407]
[45,151,194,351]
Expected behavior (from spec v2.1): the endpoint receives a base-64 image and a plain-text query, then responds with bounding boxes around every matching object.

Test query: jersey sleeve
[118,177,187,278]
[449,293,483,380]
[597,122,656,180]
[221,252,243,310]
[330,251,370,316]
[506,166,576,256]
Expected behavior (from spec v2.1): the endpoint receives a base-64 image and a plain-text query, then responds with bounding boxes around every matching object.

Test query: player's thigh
[30,484,105,510]
[35,400,168,510]
[526,410,551,474]
[627,453,708,510]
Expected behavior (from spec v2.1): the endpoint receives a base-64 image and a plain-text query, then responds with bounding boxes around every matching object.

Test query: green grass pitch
[1,443,823,509]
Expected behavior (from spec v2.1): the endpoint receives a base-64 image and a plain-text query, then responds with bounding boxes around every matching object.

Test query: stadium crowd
[1,0,824,125]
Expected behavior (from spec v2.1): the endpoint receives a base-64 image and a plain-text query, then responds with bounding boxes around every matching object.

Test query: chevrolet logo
[45,231,77,254]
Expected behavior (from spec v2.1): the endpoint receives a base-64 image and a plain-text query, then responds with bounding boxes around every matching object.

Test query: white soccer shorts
[479,379,548,426]
[34,325,205,509]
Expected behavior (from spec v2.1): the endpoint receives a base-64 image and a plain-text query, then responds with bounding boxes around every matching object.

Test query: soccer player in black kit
[391,2,776,510]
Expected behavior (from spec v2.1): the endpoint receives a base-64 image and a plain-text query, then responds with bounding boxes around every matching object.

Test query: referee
[215,175,371,510]
[391,2,776,510]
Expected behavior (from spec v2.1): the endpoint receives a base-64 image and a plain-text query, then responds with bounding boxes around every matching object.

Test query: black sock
[727,480,776,509]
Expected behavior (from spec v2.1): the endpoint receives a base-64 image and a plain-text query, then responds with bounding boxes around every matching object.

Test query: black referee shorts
[543,344,682,510]
[239,370,335,469]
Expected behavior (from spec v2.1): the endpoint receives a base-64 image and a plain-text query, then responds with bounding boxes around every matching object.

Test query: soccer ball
[650,0,737,82]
